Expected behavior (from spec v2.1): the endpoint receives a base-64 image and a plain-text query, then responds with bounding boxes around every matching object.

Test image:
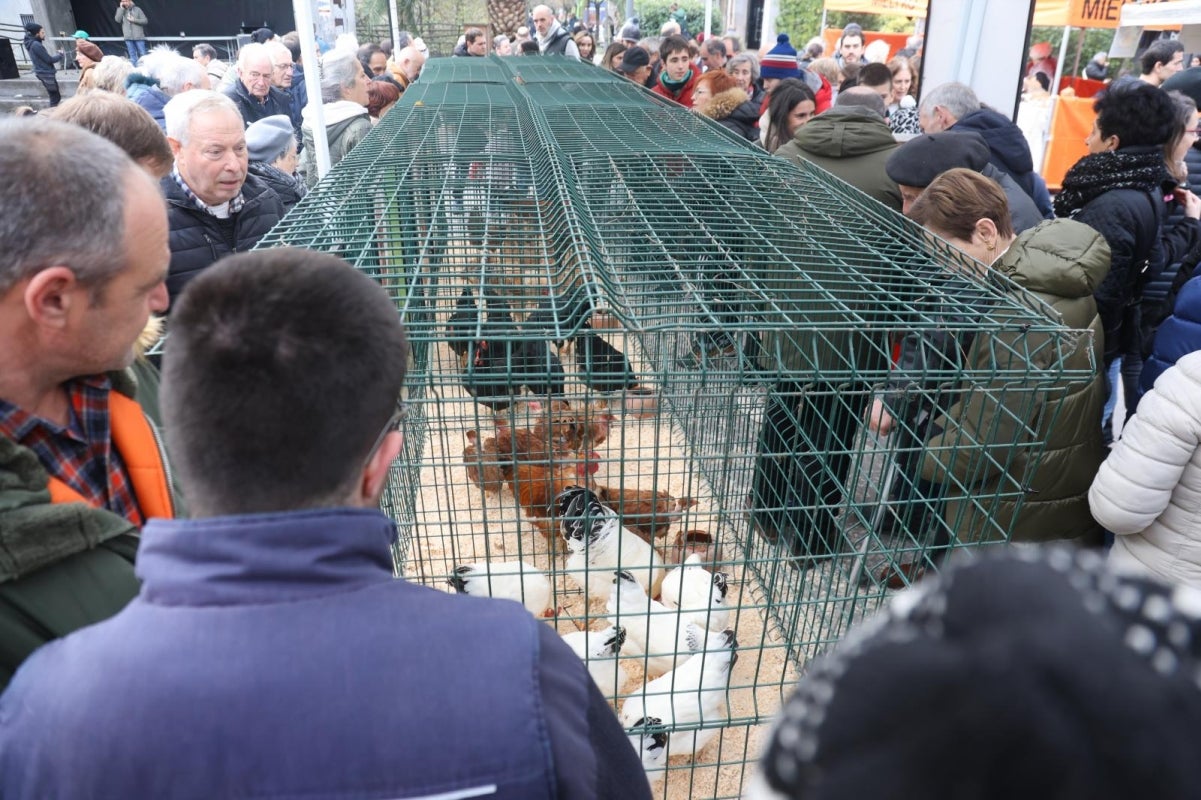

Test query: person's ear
[166,136,183,158]
[24,267,82,330]
[1100,131,1120,152]
[974,217,999,251]
[360,431,403,505]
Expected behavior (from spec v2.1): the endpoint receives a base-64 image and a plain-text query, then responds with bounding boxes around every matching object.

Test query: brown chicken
[508,460,595,541]
[594,484,697,543]
[463,430,506,494]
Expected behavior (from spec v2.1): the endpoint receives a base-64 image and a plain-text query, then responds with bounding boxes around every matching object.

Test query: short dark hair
[0,118,133,295]
[1094,80,1180,148]
[659,34,690,60]
[859,62,892,89]
[702,39,726,58]
[465,27,485,45]
[162,249,409,516]
[1141,39,1184,75]
[841,30,864,47]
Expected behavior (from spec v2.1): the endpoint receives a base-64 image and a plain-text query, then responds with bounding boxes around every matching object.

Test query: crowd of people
[5,11,1201,798]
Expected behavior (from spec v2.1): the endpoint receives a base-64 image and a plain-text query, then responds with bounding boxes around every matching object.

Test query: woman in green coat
[903,168,1110,547]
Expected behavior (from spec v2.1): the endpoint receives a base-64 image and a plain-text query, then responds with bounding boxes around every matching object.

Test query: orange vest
[46,391,175,521]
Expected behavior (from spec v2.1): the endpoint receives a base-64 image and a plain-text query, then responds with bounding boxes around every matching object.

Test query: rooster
[508,461,595,539]
[463,429,506,494]
[595,484,696,542]
[558,488,666,602]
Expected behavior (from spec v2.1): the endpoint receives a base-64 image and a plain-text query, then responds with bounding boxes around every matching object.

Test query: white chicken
[447,560,554,617]
[607,570,704,676]
[620,627,738,761]
[660,554,731,631]
[557,486,665,601]
[626,718,669,778]
[561,625,629,700]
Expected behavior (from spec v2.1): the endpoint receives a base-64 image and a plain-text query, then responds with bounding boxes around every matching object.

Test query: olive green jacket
[0,362,176,690]
[920,219,1111,544]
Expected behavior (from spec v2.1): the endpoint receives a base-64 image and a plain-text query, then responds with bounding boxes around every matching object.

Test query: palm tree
[489,0,527,37]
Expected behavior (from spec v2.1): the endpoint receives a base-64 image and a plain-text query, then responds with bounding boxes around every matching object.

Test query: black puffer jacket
[1142,145,1201,352]
[223,79,295,133]
[161,173,285,307]
[248,161,306,213]
[698,86,759,142]
[1072,185,1163,362]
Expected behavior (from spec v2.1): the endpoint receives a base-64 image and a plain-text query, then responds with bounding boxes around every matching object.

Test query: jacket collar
[137,508,398,606]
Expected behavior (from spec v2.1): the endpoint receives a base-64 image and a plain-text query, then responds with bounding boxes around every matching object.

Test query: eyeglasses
[364,399,410,464]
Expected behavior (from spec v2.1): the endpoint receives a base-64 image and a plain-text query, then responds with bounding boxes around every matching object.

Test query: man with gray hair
[918,81,1052,217]
[223,42,293,130]
[161,90,284,305]
[125,45,209,130]
[0,118,174,685]
[192,42,228,83]
[532,4,580,59]
[774,86,903,211]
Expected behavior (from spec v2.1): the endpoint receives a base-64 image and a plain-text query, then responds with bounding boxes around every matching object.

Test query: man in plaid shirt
[0,117,175,686]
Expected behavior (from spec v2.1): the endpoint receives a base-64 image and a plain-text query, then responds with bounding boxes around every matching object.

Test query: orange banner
[1031,0,1174,28]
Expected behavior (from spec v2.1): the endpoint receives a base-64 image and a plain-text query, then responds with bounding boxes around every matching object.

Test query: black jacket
[1074,185,1163,361]
[161,173,285,307]
[952,109,1045,205]
[223,79,295,132]
[248,161,306,213]
[23,35,62,75]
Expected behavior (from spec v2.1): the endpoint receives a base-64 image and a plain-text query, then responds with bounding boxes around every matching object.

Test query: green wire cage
[258,56,1097,798]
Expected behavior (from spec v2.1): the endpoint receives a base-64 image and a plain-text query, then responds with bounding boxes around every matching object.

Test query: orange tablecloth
[1042,95,1095,192]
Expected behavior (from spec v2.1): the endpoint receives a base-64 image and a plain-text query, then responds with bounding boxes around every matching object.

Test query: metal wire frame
[257,55,1099,799]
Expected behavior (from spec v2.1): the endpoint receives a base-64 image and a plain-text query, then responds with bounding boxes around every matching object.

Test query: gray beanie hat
[245,115,295,163]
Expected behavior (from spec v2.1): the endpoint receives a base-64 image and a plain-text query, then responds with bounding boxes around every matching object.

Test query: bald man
[388,45,425,91]
[531,4,579,59]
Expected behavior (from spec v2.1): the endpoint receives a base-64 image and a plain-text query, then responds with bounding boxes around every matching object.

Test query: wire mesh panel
[258,55,1097,798]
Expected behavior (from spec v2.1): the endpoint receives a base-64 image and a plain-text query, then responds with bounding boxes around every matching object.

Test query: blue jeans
[125,39,147,63]
[1101,356,1121,445]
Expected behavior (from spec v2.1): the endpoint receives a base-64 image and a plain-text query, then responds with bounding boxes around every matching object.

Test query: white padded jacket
[1091,350,1201,586]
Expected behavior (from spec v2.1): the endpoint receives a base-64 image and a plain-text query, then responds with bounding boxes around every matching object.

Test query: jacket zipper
[143,412,177,518]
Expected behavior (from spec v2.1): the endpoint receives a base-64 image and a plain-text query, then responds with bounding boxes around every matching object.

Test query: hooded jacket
[0,353,178,692]
[774,108,903,211]
[124,72,169,129]
[920,219,1111,544]
[1093,350,1201,587]
[0,508,650,799]
[951,108,1051,214]
[23,31,62,76]
[698,86,759,141]
[0,435,140,692]
[300,100,373,188]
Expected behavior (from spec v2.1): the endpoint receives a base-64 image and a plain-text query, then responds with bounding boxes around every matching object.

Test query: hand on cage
[865,397,895,437]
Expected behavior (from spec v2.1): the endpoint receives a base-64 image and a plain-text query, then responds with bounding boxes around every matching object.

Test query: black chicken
[461,294,566,410]
[445,285,480,360]
[575,321,639,393]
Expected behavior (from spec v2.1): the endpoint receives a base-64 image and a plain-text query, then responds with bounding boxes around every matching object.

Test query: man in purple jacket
[0,248,651,800]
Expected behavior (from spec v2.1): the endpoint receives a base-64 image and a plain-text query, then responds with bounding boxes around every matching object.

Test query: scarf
[659,68,693,94]
[1053,147,1171,218]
